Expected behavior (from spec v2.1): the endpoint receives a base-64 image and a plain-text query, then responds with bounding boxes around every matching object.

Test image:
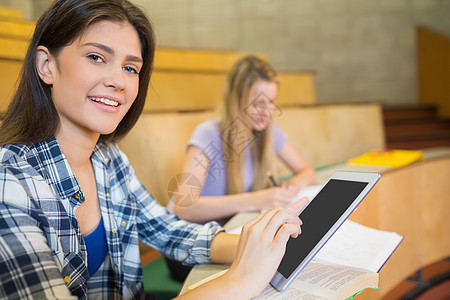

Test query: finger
[246,207,280,227]
[244,197,305,237]
[275,188,298,199]
[286,185,298,196]
[288,197,309,215]
[264,208,301,238]
[273,191,295,204]
[288,185,300,196]
[279,182,293,192]
[290,185,300,195]
[280,182,298,193]
[286,183,295,192]
[277,198,294,208]
[240,207,283,240]
[236,208,287,258]
[280,182,287,188]
[274,223,302,246]
[235,216,265,259]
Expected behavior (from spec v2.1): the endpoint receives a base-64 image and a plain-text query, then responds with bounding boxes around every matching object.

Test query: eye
[87,54,103,63]
[123,66,139,74]
[254,102,265,109]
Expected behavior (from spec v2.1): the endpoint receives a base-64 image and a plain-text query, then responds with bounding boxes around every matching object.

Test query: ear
[36,45,56,85]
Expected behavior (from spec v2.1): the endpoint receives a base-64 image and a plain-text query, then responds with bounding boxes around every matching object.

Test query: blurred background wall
[2,0,450,106]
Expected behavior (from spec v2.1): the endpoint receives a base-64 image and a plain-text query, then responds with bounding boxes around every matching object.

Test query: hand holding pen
[267,170,300,195]
[267,170,278,187]
[247,171,298,210]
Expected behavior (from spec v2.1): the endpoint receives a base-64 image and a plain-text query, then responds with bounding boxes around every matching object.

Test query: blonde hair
[220,55,278,194]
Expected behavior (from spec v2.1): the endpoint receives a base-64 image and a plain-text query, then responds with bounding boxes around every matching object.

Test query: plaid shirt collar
[6,136,110,202]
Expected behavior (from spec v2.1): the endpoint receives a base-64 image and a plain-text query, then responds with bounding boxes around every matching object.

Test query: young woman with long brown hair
[0,1,308,299]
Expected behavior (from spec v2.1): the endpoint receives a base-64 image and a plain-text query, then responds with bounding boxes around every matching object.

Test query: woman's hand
[251,186,299,211]
[280,181,301,195]
[224,198,309,298]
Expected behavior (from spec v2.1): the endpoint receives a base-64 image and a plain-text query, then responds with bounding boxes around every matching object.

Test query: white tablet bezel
[270,171,380,292]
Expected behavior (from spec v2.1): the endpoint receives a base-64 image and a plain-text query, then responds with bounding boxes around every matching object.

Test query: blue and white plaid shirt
[0,137,223,299]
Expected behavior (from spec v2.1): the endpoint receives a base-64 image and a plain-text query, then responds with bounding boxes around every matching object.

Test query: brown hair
[0,0,155,145]
[220,55,278,194]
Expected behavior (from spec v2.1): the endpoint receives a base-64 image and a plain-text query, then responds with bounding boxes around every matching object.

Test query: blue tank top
[83,216,108,277]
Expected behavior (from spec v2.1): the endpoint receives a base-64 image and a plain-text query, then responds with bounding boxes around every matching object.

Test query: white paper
[314,220,403,272]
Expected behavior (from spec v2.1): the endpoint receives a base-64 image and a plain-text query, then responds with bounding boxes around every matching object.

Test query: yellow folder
[348,149,424,168]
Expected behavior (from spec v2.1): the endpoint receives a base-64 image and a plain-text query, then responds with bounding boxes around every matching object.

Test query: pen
[267,171,278,187]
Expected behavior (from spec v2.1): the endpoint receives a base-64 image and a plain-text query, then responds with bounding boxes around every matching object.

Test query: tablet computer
[270,171,380,292]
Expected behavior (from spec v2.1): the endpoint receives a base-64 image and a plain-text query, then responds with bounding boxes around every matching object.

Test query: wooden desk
[180,148,450,298]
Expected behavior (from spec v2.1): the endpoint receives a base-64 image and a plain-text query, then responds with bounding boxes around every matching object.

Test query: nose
[104,65,125,91]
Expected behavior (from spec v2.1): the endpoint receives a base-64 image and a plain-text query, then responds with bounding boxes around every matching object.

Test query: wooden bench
[118,110,217,205]
[0,18,316,113]
[0,16,31,111]
[0,6,25,20]
[417,26,450,118]
[0,19,34,38]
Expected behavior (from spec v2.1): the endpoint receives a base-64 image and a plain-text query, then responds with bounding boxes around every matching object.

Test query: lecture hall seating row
[417,26,450,118]
[0,13,316,113]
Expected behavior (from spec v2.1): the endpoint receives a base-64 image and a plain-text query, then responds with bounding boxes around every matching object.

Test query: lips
[89,96,119,107]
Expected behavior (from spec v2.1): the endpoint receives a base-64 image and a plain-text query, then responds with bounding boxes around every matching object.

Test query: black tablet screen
[278,179,369,278]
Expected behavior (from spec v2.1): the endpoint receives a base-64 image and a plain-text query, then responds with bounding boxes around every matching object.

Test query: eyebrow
[82,42,143,63]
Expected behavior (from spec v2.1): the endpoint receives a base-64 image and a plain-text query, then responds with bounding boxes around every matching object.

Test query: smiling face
[39,20,143,141]
[245,80,278,131]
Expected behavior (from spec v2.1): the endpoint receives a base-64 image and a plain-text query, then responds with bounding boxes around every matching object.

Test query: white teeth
[89,97,119,107]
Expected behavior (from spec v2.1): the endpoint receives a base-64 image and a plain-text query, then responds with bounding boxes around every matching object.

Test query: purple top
[187,119,288,196]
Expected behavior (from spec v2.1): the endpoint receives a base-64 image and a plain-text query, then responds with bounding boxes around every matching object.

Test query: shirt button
[105,158,109,163]
[112,229,117,234]
[74,193,81,199]
[106,192,110,198]
[64,276,71,283]
[121,221,126,227]
[114,263,119,268]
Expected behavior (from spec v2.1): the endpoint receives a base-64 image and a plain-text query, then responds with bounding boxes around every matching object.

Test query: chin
[94,125,119,136]
[253,124,268,132]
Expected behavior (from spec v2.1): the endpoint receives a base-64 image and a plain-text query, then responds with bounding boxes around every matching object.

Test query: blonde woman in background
[170,56,316,224]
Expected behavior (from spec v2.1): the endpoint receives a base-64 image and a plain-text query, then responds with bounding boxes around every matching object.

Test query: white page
[314,220,403,272]
[254,261,377,300]
[227,226,243,235]
[254,286,328,300]
[285,261,377,299]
